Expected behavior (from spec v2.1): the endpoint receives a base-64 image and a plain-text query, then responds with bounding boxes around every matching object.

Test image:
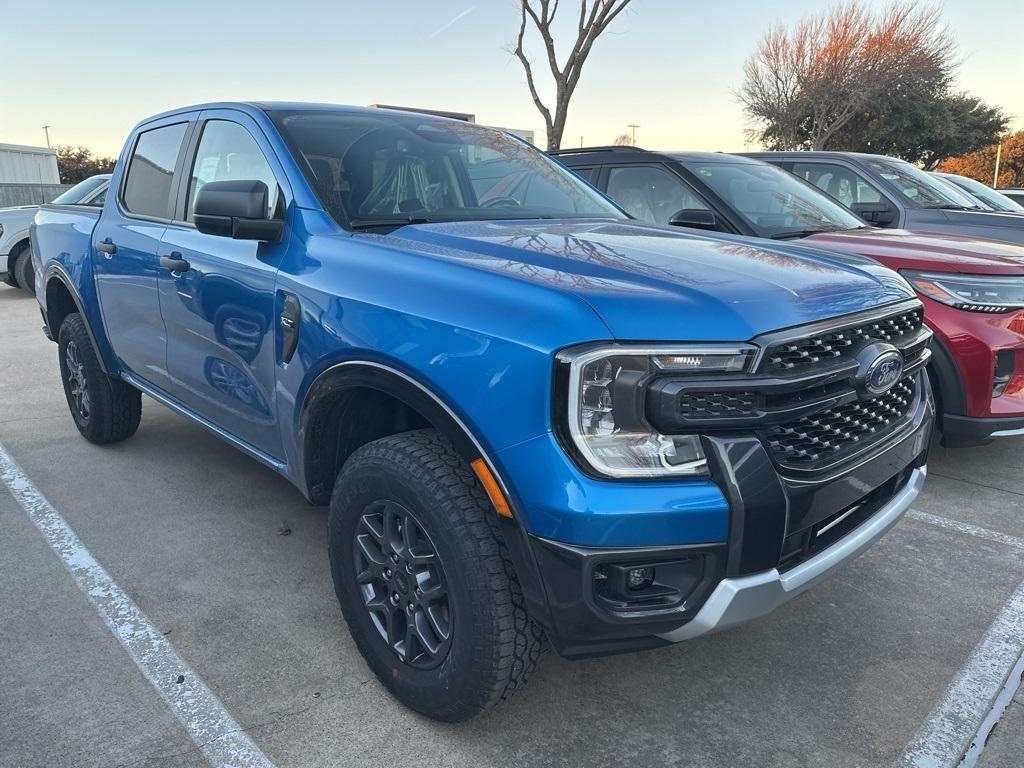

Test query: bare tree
[612,133,632,146]
[513,0,634,150]
[739,1,955,150]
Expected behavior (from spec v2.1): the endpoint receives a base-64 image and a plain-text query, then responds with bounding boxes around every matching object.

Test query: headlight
[902,270,1024,313]
[558,345,755,478]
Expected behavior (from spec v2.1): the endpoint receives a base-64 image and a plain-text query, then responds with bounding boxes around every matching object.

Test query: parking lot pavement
[2,282,1023,768]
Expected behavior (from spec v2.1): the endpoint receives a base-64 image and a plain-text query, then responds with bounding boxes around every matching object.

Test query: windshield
[51,176,107,205]
[679,159,866,238]
[866,157,980,210]
[270,109,625,227]
[942,174,1024,213]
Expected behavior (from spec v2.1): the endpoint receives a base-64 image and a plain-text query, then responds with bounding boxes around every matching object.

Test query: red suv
[552,147,1024,445]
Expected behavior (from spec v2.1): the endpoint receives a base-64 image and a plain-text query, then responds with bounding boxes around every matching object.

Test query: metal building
[0,143,64,206]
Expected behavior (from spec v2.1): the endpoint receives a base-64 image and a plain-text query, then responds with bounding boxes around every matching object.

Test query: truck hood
[389,219,912,342]
[803,227,1024,275]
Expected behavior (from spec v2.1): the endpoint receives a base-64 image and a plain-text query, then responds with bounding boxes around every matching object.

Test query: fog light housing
[994,350,1015,397]
[626,567,655,590]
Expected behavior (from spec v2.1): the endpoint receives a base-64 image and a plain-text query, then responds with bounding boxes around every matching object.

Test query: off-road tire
[13,244,35,296]
[328,429,544,721]
[57,313,142,444]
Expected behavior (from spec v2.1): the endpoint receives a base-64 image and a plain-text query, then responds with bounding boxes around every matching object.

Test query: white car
[1,174,110,294]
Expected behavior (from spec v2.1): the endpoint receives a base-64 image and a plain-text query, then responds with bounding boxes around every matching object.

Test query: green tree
[829,93,1009,168]
[55,145,117,184]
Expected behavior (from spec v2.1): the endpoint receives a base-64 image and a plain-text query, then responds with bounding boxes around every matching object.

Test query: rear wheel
[58,313,142,444]
[13,244,35,296]
[328,429,544,721]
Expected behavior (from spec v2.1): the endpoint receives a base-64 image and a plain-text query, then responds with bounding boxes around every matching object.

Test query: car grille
[678,391,757,419]
[762,307,924,372]
[762,377,916,469]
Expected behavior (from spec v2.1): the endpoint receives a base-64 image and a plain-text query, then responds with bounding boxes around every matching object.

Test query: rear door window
[121,123,189,218]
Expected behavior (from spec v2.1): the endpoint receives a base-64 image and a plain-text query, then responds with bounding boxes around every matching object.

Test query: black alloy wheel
[353,499,453,669]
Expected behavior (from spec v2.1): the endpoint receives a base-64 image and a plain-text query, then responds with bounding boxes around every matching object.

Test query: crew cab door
[93,119,193,388]
[156,112,290,459]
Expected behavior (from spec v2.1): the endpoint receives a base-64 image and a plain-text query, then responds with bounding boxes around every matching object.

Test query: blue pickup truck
[32,102,933,721]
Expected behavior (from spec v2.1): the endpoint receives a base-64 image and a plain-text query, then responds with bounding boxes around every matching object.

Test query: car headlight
[902,270,1024,313]
[558,345,755,478]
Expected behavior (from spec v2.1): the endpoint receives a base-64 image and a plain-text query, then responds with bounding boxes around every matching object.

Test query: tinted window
[941,175,1024,213]
[791,162,883,207]
[689,161,865,237]
[606,165,708,225]
[271,110,623,226]
[122,123,188,218]
[186,120,280,221]
[865,157,977,209]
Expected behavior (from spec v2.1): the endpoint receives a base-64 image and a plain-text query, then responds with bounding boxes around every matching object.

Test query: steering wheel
[481,196,523,209]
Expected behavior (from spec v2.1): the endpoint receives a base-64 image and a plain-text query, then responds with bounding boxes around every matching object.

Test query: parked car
[33,103,933,720]
[999,189,1024,207]
[0,174,110,294]
[552,147,1024,446]
[744,151,1024,245]
[931,172,1024,214]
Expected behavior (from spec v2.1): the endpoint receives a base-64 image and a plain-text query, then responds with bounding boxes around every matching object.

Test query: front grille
[679,391,757,420]
[763,378,916,469]
[762,307,923,372]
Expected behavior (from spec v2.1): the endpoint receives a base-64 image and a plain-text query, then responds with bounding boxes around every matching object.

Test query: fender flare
[925,333,965,421]
[296,360,554,627]
[42,265,113,374]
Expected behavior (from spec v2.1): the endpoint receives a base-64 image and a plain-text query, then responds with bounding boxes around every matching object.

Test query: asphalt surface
[1,282,1023,768]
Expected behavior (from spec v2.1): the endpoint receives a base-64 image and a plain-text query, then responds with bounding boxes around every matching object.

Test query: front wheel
[58,313,142,444]
[328,429,544,721]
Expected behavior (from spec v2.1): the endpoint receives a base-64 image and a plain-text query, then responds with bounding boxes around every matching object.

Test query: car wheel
[13,245,35,296]
[328,429,544,721]
[58,313,142,444]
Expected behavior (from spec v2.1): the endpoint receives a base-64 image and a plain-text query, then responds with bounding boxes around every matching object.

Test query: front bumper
[506,373,932,658]
[658,466,925,641]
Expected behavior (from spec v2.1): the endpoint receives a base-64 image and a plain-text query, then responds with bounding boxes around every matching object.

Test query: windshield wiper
[769,228,836,240]
[349,216,434,231]
[921,204,981,212]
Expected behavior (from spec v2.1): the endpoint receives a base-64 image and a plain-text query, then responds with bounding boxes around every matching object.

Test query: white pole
[993,139,1003,188]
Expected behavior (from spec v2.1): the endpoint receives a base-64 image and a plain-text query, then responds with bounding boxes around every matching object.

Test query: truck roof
[135,101,474,131]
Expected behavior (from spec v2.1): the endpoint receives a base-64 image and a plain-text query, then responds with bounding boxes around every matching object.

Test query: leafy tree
[830,93,1009,168]
[56,145,116,184]
[939,131,1024,188]
[513,0,634,150]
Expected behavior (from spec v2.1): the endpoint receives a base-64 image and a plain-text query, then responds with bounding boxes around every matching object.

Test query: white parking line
[896,511,1024,768]
[907,509,1024,551]
[0,443,276,768]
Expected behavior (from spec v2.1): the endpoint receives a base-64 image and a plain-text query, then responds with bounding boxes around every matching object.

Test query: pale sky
[3,0,1021,157]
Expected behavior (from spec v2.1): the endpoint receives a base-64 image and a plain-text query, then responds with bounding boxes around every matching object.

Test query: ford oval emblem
[864,350,904,395]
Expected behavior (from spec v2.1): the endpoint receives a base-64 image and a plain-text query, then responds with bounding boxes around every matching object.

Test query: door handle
[160,252,190,273]
[95,239,117,255]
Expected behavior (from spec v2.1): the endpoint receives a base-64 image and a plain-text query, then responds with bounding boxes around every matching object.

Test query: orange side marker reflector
[470,459,513,518]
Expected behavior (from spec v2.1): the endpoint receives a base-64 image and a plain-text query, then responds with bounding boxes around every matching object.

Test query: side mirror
[194,180,283,241]
[851,202,896,227]
[668,209,719,231]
